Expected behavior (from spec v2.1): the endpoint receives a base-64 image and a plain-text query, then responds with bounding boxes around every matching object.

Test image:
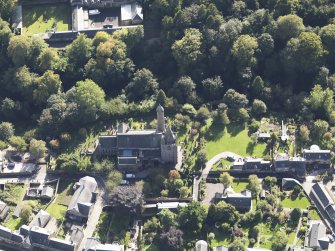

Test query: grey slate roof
[41,186,54,199]
[226,190,252,210]
[11,232,24,243]
[0,200,10,220]
[49,237,75,251]
[326,204,335,220]
[99,136,117,149]
[307,221,329,249]
[28,210,51,228]
[282,178,301,190]
[117,131,162,149]
[29,226,53,246]
[0,225,12,239]
[67,176,97,218]
[311,183,333,209]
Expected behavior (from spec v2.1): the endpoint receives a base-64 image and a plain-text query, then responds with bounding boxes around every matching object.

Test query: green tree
[197,149,208,168]
[157,209,177,230]
[220,172,234,189]
[125,68,159,101]
[229,237,245,251]
[247,174,261,198]
[207,200,239,225]
[201,76,223,100]
[312,119,329,140]
[290,208,301,225]
[252,99,267,116]
[33,70,62,105]
[0,122,14,140]
[231,34,258,69]
[92,31,110,47]
[271,230,288,251]
[66,79,105,124]
[299,124,310,143]
[177,201,207,234]
[223,89,249,109]
[276,14,304,42]
[173,76,196,103]
[20,203,32,224]
[9,136,27,152]
[306,84,334,118]
[7,34,32,67]
[66,34,93,69]
[179,186,189,198]
[107,169,123,192]
[37,48,60,72]
[13,66,37,97]
[172,28,202,72]
[29,139,47,159]
[159,227,183,251]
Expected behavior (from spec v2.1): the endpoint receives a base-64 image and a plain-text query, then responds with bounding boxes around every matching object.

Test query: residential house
[66,176,98,222]
[49,237,75,251]
[0,200,10,221]
[121,3,143,25]
[215,190,252,211]
[85,238,125,251]
[303,145,331,167]
[95,105,179,170]
[305,221,329,250]
[281,178,301,191]
[28,210,51,229]
[27,185,54,200]
[311,182,335,221]
[28,226,54,246]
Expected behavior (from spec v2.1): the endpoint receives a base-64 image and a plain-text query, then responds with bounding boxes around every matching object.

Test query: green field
[281,195,311,209]
[205,122,267,159]
[23,4,71,34]
[232,181,248,193]
[309,209,321,220]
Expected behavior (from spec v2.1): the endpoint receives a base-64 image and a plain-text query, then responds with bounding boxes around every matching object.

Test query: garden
[22,3,71,35]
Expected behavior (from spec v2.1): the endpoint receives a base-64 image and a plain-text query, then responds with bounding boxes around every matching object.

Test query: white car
[120,180,129,185]
[126,174,136,179]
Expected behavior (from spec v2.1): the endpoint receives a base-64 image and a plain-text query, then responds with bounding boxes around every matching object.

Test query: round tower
[156,104,165,132]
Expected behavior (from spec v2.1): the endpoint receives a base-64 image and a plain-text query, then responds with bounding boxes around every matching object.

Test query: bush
[0,140,8,150]
[0,122,14,141]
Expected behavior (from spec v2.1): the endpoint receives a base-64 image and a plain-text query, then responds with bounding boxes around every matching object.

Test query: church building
[95,105,178,170]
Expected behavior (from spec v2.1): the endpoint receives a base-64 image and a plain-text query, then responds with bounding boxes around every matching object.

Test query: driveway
[193,151,242,201]
[202,183,223,205]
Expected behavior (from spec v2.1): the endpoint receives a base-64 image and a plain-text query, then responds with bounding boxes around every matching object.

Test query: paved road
[192,152,242,201]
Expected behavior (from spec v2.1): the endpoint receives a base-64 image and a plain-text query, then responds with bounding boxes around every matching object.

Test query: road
[192,152,242,201]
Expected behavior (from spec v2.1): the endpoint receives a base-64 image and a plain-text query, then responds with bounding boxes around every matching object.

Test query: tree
[306,84,334,118]
[9,136,27,152]
[125,68,159,101]
[247,175,261,198]
[159,227,183,251]
[173,76,196,103]
[156,89,167,107]
[66,79,105,124]
[312,120,329,140]
[93,159,115,173]
[107,170,123,192]
[13,66,37,97]
[197,149,208,168]
[229,237,245,251]
[143,217,161,233]
[283,32,325,74]
[33,70,62,105]
[7,35,32,67]
[290,208,301,225]
[220,172,234,189]
[110,186,143,213]
[271,231,288,251]
[276,14,304,42]
[252,99,267,116]
[250,76,264,97]
[1,98,16,120]
[20,203,32,224]
[179,186,189,198]
[202,76,223,100]
[223,89,249,109]
[0,122,14,140]
[92,31,110,47]
[197,107,211,122]
[299,124,310,143]
[37,48,61,72]
[0,0,16,21]
[207,200,239,226]
[172,28,202,72]
[263,176,277,190]
[168,170,181,181]
[181,104,197,117]
[56,153,80,173]
[29,139,47,159]
[177,201,207,234]
[66,34,93,69]
[231,34,258,69]
[158,209,177,230]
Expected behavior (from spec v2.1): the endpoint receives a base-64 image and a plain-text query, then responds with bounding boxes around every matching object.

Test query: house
[121,3,143,25]
[303,145,331,166]
[41,186,54,200]
[0,225,24,243]
[0,200,10,221]
[311,182,335,221]
[85,238,125,251]
[27,185,54,200]
[95,105,179,170]
[49,237,75,251]
[195,240,208,251]
[28,210,51,228]
[281,178,301,191]
[28,226,54,246]
[274,155,306,177]
[66,176,98,222]
[305,221,329,250]
[215,190,252,211]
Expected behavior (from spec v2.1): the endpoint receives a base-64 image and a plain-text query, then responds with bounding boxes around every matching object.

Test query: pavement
[192,151,242,201]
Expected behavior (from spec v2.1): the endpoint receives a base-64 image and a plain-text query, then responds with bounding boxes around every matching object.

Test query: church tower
[156,104,165,132]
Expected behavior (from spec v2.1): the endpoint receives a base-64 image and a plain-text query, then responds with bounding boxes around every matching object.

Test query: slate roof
[0,200,10,220]
[49,237,75,251]
[67,176,97,218]
[117,131,162,149]
[70,227,84,244]
[326,204,335,220]
[85,238,124,251]
[226,190,252,209]
[29,226,53,246]
[311,183,333,209]
[99,136,117,149]
[28,210,51,228]
[303,147,331,161]
[307,221,329,249]
[282,178,301,190]
[0,225,12,239]
[11,232,24,243]
[41,186,54,199]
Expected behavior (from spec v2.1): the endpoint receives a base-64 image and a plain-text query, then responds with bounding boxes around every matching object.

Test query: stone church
[95,105,178,169]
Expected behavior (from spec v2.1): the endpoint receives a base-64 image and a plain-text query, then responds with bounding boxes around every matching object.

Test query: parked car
[120,180,129,185]
[103,24,113,29]
[7,162,15,169]
[126,173,136,179]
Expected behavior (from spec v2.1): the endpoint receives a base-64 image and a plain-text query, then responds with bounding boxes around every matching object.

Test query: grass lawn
[281,195,310,209]
[205,122,267,159]
[23,3,71,35]
[46,203,67,220]
[212,159,232,171]
[288,231,295,244]
[3,215,24,230]
[232,181,248,193]
[210,229,232,247]
[309,209,321,220]
[109,212,130,242]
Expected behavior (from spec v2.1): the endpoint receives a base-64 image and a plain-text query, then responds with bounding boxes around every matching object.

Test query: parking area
[203,183,223,205]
